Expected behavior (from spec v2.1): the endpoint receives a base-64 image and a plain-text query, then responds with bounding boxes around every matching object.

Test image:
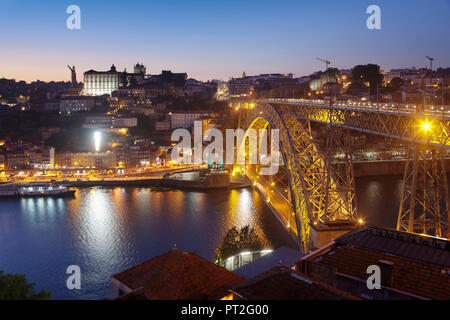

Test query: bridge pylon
[397,145,450,238]
[308,123,359,250]
[323,125,358,223]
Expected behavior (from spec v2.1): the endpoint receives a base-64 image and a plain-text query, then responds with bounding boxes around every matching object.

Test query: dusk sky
[1,0,449,82]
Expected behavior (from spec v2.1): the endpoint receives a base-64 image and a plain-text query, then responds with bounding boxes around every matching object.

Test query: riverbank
[0,170,247,191]
[2,159,449,188]
[353,158,450,177]
[63,175,251,190]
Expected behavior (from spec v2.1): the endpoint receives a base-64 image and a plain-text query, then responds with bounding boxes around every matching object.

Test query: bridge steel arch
[236,103,357,253]
[267,100,449,237]
[266,100,450,149]
[232,99,449,239]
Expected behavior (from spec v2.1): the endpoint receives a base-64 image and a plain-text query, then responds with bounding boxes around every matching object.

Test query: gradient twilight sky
[0,0,449,83]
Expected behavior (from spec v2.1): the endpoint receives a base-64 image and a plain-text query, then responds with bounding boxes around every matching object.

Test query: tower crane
[316,57,331,71]
[425,56,434,71]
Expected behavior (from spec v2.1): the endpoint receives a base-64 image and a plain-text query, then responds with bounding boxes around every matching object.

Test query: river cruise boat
[0,185,20,198]
[0,182,76,198]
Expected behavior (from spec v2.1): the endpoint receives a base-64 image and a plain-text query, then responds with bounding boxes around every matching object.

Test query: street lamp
[421,121,431,132]
[94,131,102,152]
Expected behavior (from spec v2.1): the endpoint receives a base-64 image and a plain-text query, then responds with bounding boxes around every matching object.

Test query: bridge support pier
[310,221,358,250]
[323,125,357,222]
[397,145,450,238]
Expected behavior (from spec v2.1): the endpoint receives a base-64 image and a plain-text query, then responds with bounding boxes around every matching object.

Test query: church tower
[134,63,146,75]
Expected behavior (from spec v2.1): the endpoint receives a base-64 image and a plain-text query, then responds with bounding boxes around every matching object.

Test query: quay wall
[353,159,450,177]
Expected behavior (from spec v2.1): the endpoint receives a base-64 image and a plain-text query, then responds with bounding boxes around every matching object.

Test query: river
[0,175,409,299]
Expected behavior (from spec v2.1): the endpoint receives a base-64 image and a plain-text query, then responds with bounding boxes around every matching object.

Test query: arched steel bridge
[230,99,450,254]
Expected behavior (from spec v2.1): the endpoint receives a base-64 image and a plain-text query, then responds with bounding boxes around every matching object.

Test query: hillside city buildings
[0,62,449,177]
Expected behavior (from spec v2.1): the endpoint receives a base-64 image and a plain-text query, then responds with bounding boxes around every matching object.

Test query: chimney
[296,260,336,286]
[378,260,394,287]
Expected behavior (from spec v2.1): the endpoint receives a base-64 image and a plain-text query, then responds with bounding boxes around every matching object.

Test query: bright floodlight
[421,121,431,132]
[94,131,101,152]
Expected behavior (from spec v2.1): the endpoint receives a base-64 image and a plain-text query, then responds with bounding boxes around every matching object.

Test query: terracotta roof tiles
[309,227,450,299]
[233,265,357,300]
[112,248,244,300]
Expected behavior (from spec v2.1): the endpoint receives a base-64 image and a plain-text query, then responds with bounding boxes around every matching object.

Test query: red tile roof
[115,288,149,300]
[233,265,357,300]
[314,244,450,299]
[305,226,450,299]
[335,226,450,266]
[112,248,244,300]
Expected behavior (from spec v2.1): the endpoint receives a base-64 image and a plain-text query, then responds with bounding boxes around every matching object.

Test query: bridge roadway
[234,98,450,149]
[243,166,297,237]
[261,98,450,119]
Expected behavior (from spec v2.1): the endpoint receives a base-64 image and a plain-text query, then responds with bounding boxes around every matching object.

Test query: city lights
[94,131,102,152]
[421,121,432,132]
[0,0,449,305]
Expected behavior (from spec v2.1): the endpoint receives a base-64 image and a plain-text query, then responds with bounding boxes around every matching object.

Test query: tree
[239,225,263,252]
[351,64,383,96]
[387,77,404,92]
[0,270,51,300]
[129,76,138,87]
[215,226,240,262]
[215,225,263,262]
[120,72,128,87]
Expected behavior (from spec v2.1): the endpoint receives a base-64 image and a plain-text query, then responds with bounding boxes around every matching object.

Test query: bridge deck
[261,98,450,120]
[233,99,450,149]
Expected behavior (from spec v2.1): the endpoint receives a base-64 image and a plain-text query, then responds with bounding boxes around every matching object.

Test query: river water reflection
[0,176,415,299]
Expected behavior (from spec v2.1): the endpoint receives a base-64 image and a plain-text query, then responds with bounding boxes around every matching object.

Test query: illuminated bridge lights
[234,99,449,246]
[421,121,432,132]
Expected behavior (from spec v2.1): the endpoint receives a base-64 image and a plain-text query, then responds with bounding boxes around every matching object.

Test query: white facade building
[83,65,120,96]
[114,117,138,128]
[170,111,213,129]
[59,97,95,113]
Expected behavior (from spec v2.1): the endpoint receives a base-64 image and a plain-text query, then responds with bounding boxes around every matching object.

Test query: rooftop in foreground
[233,246,304,280]
[297,226,450,300]
[231,265,356,300]
[111,247,244,300]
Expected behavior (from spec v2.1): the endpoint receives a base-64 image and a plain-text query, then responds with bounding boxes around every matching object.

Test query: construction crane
[316,57,331,71]
[425,56,434,71]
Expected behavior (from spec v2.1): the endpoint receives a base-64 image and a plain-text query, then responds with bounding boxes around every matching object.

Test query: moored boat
[0,182,76,198]
[0,186,20,198]
[20,182,76,198]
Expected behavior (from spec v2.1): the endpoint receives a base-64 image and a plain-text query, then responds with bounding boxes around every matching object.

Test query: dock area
[1,169,252,192]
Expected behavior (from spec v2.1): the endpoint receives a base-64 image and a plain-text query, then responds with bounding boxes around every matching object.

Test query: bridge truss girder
[323,125,358,223]
[397,146,450,238]
[233,100,450,241]
[272,103,450,149]
[281,117,356,224]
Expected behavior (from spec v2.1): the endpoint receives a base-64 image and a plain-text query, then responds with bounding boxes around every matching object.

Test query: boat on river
[0,182,76,198]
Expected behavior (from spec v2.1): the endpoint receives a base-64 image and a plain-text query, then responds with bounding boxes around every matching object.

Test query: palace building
[83,64,120,96]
